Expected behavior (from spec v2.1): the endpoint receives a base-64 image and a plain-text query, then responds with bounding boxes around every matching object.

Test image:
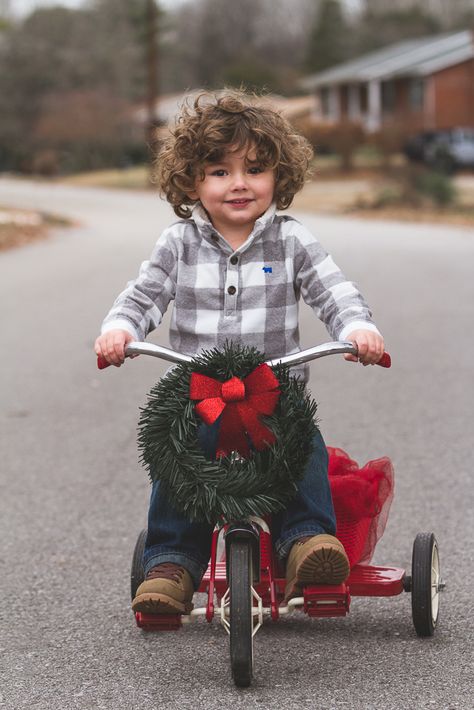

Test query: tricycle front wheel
[229,539,254,687]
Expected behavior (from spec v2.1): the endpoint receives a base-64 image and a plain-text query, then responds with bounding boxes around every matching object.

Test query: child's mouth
[227,199,252,207]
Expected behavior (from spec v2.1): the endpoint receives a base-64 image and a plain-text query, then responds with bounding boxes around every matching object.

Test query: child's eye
[210,169,227,177]
[248,166,263,174]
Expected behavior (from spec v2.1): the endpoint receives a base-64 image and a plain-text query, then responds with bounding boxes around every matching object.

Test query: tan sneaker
[132,563,194,614]
[284,534,350,601]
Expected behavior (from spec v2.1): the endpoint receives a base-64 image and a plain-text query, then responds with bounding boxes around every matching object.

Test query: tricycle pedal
[303,584,350,617]
[135,611,182,631]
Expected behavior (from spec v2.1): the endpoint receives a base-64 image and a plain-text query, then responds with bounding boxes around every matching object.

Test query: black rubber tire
[229,539,253,687]
[130,529,147,601]
[411,532,440,637]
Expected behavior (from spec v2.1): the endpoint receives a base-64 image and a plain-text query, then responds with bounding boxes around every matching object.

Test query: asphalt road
[1,178,473,710]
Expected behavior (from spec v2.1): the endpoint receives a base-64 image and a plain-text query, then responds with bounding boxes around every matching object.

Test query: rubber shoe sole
[132,592,193,615]
[285,535,350,600]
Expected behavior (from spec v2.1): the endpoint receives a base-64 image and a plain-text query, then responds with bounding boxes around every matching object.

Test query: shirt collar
[191,201,277,250]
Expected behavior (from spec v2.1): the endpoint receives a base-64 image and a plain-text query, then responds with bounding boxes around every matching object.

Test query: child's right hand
[94,329,135,367]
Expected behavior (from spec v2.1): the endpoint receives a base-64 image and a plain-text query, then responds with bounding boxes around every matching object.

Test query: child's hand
[94,329,134,367]
[343,329,385,366]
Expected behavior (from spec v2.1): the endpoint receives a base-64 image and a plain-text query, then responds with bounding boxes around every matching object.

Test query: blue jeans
[143,424,336,589]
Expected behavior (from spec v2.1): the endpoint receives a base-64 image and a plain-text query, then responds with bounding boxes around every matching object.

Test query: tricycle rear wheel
[411,532,440,637]
[229,539,253,687]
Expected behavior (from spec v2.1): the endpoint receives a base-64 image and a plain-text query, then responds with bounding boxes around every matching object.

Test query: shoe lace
[146,562,185,583]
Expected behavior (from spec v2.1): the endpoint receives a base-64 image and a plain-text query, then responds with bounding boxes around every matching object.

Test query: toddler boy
[95,91,384,613]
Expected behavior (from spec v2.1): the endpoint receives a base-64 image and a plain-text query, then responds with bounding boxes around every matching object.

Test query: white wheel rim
[431,542,440,623]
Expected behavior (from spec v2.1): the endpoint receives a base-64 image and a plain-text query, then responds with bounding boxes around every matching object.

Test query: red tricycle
[99,341,444,688]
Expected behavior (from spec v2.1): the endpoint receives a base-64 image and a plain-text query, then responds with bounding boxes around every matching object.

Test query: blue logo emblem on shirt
[262,266,272,273]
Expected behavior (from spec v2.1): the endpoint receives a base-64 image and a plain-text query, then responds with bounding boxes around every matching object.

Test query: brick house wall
[433,59,474,129]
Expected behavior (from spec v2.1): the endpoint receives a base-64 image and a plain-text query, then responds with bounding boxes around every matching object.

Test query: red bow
[189,364,281,458]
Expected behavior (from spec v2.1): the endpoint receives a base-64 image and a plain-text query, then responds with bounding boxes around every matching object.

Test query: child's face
[190,145,275,238]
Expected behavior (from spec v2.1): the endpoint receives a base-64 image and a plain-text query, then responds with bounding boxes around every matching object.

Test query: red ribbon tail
[216,404,250,459]
[237,402,276,451]
[246,391,280,416]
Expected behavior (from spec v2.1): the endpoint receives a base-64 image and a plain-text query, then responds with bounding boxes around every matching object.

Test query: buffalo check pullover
[101,202,380,380]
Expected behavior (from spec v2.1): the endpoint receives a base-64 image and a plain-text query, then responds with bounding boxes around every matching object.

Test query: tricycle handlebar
[97,341,391,370]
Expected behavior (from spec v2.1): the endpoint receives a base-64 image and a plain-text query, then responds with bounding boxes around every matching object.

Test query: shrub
[414,170,456,207]
[371,123,408,168]
[329,120,365,171]
[293,118,335,154]
[295,118,365,170]
[371,165,457,209]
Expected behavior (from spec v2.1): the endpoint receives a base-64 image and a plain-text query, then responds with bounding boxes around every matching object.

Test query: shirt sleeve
[292,221,381,341]
[101,227,178,341]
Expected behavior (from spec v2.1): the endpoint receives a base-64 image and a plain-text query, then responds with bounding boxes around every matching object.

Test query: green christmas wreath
[138,342,318,523]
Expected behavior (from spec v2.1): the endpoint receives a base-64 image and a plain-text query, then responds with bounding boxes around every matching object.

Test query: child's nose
[230,172,248,190]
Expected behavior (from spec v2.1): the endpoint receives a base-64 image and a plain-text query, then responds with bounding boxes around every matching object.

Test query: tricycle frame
[134,515,407,634]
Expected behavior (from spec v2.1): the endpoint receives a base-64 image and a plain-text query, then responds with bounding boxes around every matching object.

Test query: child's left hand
[343,329,385,366]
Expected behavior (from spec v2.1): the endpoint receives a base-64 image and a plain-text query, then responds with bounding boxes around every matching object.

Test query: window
[409,78,425,111]
[320,87,330,118]
[381,81,396,113]
[359,84,368,113]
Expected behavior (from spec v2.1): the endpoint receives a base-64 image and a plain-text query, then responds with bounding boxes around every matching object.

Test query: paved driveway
[1,178,473,709]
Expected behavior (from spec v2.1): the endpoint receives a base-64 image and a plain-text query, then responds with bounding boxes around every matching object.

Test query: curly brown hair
[154,90,314,219]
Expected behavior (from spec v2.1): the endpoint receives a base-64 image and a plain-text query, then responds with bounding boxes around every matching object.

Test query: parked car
[404,128,474,172]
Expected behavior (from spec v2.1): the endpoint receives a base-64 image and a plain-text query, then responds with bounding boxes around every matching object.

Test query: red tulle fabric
[328,447,394,567]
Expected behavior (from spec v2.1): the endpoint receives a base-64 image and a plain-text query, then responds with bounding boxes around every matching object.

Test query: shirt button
[211,234,218,242]
[227,285,236,295]
[230,255,238,265]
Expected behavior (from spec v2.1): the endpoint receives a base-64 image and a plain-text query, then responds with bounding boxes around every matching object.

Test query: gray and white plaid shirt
[102,203,379,380]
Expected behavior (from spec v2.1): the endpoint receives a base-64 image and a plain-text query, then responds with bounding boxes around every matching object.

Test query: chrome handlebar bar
[123,341,360,367]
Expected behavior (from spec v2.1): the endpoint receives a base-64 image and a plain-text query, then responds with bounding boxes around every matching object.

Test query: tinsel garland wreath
[137,342,318,523]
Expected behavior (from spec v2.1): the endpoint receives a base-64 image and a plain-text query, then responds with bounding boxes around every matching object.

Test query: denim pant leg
[272,428,336,561]
[143,422,220,590]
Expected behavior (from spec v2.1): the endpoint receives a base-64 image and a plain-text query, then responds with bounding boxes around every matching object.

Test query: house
[301,30,474,134]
